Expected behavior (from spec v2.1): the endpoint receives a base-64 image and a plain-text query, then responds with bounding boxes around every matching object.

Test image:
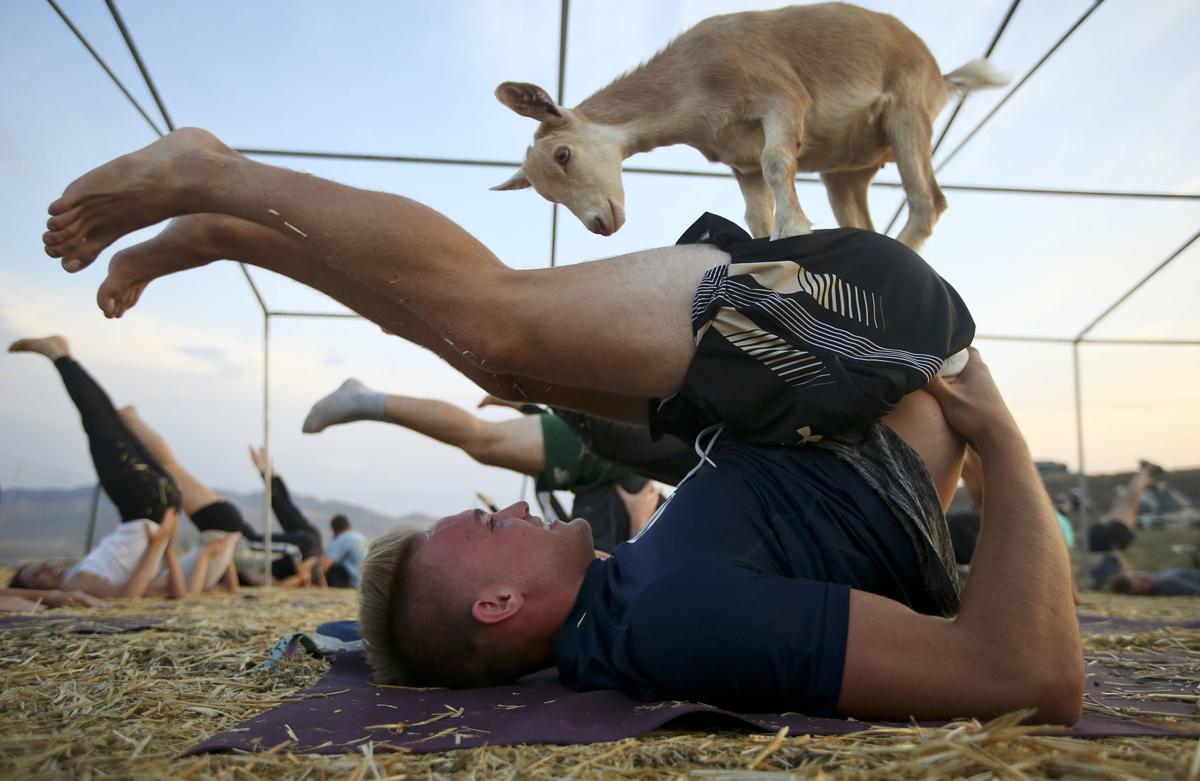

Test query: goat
[492,2,1007,249]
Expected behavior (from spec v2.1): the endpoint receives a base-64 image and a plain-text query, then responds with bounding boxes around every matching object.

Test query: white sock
[302,378,387,433]
[938,348,969,378]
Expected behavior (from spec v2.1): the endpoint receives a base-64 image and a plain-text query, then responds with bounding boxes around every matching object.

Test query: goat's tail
[943,58,1010,94]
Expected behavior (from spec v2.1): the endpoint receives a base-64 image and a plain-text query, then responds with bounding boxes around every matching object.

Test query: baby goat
[493,2,1007,248]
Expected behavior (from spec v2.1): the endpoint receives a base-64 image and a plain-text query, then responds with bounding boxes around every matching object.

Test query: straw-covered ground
[1,582,1197,780]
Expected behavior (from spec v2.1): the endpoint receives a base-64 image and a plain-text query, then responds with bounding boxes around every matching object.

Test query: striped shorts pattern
[649,213,975,446]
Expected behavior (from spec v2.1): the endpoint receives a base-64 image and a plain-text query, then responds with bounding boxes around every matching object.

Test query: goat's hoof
[771,224,813,240]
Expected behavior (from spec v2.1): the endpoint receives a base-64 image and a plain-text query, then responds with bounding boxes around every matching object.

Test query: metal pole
[263,312,273,586]
[84,482,102,553]
[549,0,569,270]
[1072,340,1089,588]
[104,0,175,131]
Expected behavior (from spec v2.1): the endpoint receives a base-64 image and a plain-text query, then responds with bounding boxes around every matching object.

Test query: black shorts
[649,213,975,446]
[190,500,245,533]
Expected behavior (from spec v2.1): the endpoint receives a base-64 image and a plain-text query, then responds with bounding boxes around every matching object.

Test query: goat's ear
[490,168,531,191]
[495,82,566,125]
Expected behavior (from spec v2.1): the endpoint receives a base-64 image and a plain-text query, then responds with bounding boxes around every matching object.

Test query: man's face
[17,562,64,590]
[416,501,594,590]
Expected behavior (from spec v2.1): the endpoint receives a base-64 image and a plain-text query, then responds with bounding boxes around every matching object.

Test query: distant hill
[0,484,434,563]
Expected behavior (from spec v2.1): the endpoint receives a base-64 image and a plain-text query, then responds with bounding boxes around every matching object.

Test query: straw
[1,572,1196,780]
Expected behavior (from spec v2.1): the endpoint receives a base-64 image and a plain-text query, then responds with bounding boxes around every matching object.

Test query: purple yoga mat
[1078,614,1200,635]
[0,614,163,634]
[190,645,1200,755]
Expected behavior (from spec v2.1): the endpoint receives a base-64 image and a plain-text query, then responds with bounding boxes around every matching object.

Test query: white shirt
[66,523,239,590]
[66,520,157,585]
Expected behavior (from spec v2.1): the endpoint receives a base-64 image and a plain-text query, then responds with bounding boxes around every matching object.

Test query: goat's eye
[554,146,571,167]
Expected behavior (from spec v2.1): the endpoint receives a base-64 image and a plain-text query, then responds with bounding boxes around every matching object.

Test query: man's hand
[616,481,661,537]
[44,590,107,609]
[476,394,524,411]
[145,508,180,547]
[201,536,228,558]
[925,348,1020,455]
[0,596,45,613]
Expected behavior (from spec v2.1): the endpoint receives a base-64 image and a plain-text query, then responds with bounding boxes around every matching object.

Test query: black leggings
[552,408,698,486]
[54,357,182,522]
[238,476,322,560]
[191,500,246,533]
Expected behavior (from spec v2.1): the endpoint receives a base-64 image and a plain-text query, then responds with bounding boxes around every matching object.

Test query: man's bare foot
[97,214,237,318]
[8,335,70,360]
[43,128,237,273]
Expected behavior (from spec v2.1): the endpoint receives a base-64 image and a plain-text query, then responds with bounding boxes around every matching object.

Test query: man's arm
[163,544,188,599]
[223,560,241,595]
[187,535,234,594]
[322,535,347,573]
[837,349,1084,725]
[119,509,180,599]
[0,588,106,608]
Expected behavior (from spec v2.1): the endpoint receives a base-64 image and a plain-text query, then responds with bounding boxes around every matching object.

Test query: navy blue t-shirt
[554,437,929,715]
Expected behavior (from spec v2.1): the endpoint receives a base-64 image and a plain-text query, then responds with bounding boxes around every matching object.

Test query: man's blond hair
[358,525,427,684]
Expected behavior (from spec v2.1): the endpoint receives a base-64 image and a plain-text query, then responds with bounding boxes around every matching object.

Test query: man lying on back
[42,127,1083,723]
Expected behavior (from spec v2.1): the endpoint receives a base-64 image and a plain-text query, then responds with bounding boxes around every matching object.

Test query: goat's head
[492,81,626,236]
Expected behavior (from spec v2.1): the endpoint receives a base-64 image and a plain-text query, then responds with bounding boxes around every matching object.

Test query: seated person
[7,336,238,597]
[1106,568,1200,597]
[246,447,326,587]
[302,382,659,551]
[322,515,367,588]
[42,127,1082,723]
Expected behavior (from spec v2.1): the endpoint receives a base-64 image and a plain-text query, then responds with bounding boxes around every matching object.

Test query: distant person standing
[323,515,367,588]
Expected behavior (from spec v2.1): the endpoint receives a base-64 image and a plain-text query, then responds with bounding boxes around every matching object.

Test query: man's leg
[303,381,546,476]
[93,212,649,425]
[44,129,717,398]
[878,389,966,511]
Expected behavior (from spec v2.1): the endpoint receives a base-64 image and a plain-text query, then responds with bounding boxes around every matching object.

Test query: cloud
[173,344,244,379]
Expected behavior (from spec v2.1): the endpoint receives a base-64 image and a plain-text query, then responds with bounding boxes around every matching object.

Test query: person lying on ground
[323,514,367,588]
[6,336,218,599]
[247,447,327,587]
[303,382,660,550]
[116,406,243,594]
[41,128,1081,723]
[1106,568,1200,597]
[1086,461,1157,589]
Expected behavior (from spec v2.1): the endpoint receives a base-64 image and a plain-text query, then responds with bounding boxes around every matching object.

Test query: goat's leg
[820,168,878,231]
[733,168,775,238]
[884,108,946,251]
[760,112,813,240]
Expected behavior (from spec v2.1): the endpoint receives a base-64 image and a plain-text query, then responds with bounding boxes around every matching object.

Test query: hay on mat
[0,576,1197,780]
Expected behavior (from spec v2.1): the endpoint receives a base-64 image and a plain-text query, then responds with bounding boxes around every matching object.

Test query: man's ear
[495,82,567,126]
[471,587,525,625]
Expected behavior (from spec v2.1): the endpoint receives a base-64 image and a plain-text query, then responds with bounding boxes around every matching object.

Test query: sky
[1,0,1198,525]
